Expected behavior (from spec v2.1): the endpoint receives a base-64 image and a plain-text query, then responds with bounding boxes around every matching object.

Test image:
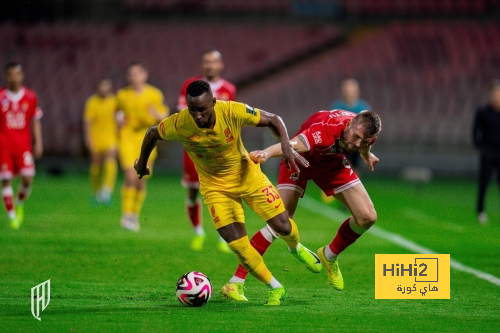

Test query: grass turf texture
[1,172,499,332]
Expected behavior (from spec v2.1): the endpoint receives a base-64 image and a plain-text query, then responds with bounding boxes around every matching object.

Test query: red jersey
[0,87,42,152]
[177,76,236,111]
[295,110,364,171]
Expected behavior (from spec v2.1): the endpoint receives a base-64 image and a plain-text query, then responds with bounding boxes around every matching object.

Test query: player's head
[127,61,148,87]
[186,80,216,128]
[341,78,360,103]
[200,49,224,81]
[343,110,381,153]
[5,62,24,90]
[489,79,500,110]
[96,77,113,97]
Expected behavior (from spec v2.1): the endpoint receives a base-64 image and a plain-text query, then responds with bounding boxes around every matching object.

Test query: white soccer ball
[176,271,212,307]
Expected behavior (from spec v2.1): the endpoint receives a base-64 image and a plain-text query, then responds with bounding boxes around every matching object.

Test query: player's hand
[33,142,43,160]
[134,158,150,179]
[281,142,307,172]
[249,150,269,164]
[362,152,379,171]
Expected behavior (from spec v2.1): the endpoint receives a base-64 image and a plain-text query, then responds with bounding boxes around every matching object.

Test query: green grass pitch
[1,171,499,332]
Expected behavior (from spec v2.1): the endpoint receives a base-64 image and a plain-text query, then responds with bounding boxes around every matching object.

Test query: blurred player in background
[117,62,169,231]
[472,80,500,224]
[135,80,321,305]
[222,110,381,299]
[83,78,118,205]
[177,50,236,252]
[0,62,43,229]
[328,79,371,183]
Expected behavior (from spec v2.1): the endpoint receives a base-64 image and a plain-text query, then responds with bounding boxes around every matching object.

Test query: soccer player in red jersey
[221,110,381,298]
[0,62,43,229]
[177,50,236,253]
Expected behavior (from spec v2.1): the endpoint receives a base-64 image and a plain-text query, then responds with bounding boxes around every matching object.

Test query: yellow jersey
[158,100,261,188]
[116,84,169,133]
[83,94,118,150]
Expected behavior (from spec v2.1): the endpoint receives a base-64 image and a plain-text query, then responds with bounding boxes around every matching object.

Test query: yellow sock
[227,236,272,284]
[103,158,117,193]
[133,189,146,215]
[278,218,300,249]
[90,163,101,193]
[121,187,136,215]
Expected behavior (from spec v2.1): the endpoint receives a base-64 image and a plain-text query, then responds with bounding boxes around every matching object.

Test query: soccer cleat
[15,203,24,226]
[217,240,232,254]
[317,246,344,291]
[219,282,248,301]
[264,286,287,306]
[121,215,140,232]
[290,244,322,273]
[190,234,205,251]
[9,215,21,230]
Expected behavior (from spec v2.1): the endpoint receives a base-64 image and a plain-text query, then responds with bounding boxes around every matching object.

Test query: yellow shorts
[202,170,286,229]
[118,128,157,169]
[91,135,117,154]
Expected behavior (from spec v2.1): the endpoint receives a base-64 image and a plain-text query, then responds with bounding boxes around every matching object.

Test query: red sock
[2,186,15,216]
[186,200,201,228]
[234,230,272,279]
[328,217,362,255]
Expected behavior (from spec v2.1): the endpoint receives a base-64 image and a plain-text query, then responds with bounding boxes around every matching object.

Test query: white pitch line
[300,196,500,287]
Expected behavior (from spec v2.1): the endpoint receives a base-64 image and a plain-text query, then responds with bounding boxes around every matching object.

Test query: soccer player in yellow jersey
[117,62,169,231]
[135,80,321,306]
[83,78,118,205]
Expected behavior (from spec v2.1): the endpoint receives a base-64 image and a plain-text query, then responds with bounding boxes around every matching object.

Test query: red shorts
[181,150,200,189]
[0,149,35,180]
[277,157,360,197]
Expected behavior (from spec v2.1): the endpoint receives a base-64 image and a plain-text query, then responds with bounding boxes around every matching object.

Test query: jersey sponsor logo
[274,202,282,209]
[224,127,234,143]
[6,111,26,129]
[245,104,257,116]
[312,131,322,144]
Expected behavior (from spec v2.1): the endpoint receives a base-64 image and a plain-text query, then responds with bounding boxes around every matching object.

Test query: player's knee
[357,209,377,228]
[267,216,292,235]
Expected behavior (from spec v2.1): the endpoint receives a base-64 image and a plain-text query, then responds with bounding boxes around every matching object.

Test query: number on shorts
[262,185,281,203]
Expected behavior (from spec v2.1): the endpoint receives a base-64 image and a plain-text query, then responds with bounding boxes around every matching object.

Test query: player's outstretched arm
[32,118,43,159]
[249,136,310,168]
[359,146,379,171]
[256,111,307,172]
[135,125,163,179]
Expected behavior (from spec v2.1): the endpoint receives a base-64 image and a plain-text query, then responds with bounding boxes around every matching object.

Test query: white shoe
[478,212,488,224]
[121,215,140,232]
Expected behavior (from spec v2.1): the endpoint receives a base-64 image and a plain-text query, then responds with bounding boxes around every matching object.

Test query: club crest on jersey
[1,99,8,112]
[245,104,257,116]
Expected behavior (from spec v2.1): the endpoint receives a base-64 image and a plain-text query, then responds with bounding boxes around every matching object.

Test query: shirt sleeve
[157,113,179,141]
[230,101,261,128]
[297,121,335,151]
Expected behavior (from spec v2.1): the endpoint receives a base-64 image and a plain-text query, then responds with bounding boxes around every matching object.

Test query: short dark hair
[127,61,148,72]
[187,80,211,98]
[353,110,381,137]
[5,61,22,72]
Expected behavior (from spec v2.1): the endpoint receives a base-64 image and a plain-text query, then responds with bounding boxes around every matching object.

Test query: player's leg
[182,151,206,250]
[230,188,302,283]
[121,167,139,231]
[317,181,376,290]
[477,153,493,224]
[1,178,18,228]
[89,151,103,203]
[15,175,34,225]
[100,148,117,205]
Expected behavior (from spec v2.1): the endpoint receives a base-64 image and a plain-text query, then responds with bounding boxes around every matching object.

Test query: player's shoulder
[116,85,131,97]
[145,84,163,95]
[22,86,38,100]
[220,78,236,91]
[0,87,6,97]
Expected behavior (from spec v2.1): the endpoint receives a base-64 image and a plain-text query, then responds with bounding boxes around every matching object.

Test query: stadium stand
[0,21,339,155]
[239,21,500,148]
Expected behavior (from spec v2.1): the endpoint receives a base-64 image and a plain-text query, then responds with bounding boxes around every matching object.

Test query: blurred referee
[472,80,500,224]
